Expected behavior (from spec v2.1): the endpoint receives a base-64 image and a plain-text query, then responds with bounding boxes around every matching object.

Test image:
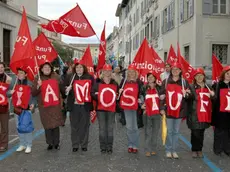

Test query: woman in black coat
[212,66,230,156]
[187,68,214,158]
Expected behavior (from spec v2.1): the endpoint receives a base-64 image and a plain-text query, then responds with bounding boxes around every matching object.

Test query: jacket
[211,81,230,129]
[187,84,211,129]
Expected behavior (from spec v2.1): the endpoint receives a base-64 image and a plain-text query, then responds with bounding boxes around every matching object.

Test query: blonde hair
[126,69,139,82]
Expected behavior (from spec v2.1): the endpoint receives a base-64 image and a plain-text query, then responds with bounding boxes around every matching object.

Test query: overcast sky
[38,0,121,44]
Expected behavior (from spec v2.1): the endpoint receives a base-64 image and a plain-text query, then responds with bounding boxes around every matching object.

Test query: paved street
[0,111,229,172]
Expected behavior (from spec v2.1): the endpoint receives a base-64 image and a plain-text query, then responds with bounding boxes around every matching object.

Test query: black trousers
[191,129,205,152]
[45,127,60,146]
[214,128,230,154]
[70,105,90,149]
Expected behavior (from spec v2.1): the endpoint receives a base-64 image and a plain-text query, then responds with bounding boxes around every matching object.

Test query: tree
[52,41,73,66]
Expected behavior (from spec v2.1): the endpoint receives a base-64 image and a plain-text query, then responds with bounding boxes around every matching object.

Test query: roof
[70,43,100,48]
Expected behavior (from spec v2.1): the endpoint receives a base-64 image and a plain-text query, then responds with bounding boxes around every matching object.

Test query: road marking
[8,137,19,144]
[0,129,44,161]
[179,134,222,172]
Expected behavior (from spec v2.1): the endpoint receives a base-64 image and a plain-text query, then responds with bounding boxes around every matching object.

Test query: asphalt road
[0,111,229,172]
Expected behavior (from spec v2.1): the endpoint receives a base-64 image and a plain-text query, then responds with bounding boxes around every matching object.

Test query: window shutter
[161,11,164,34]
[203,0,213,15]
[168,5,171,30]
[180,0,184,22]
[189,0,194,17]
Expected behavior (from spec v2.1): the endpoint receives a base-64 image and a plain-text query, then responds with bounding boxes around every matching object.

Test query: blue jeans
[18,133,32,147]
[124,110,139,149]
[165,118,182,153]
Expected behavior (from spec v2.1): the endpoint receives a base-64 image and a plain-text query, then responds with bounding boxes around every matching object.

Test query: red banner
[98,84,117,112]
[166,84,183,118]
[12,85,31,109]
[0,82,9,106]
[196,88,212,122]
[145,89,160,116]
[33,32,57,66]
[120,83,138,110]
[73,80,92,104]
[220,89,230,112]
[41,79,60,107]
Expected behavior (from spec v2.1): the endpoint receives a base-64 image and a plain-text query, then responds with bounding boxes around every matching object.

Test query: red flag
[177,43,195,83]
[33,32,58,66]
[41,19,79,37]
[42,5,96,37]
[212,54,223,83]
[10,7,36,81]
[132,38,162,82]
[97,22,106,72]
[151,47,165,80]
[80,45,94,75]
[166,45,178,65]
[90,110,97,123]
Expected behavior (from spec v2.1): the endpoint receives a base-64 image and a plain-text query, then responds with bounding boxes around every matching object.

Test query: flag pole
[65,73,76,96]
[12,76,18,91]
[117,77,127,100]
[34,56,41,80]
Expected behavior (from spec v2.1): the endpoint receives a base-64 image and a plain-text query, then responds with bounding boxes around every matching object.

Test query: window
[136,33,139,49]
[150,20,153,38]
[133,36,136,50]
[162,1,175,34]
[184,46,190,61]
[164,52,168,62]
[213,0,228,14]
[155,0,159,9]
[126,41,129,54]
[140,29,145,43]
[136,7,139,24]
[212,44,228,64]
[154,15,160,38]
[145,24,149,41]
[3,29,11,66]
[133,14,136,27]
[180,0,194,22]
[0,0,7,3]
[141,1,144,16]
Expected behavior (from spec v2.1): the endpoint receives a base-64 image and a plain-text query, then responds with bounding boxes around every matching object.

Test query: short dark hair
[39,62,54,76]
[0,62,6,68]
[219,70,230,81]
[17,68,27,74]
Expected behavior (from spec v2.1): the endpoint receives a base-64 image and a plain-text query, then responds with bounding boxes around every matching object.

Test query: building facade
[116,0,230,67]
[0,0,39,66]
[70,43,100,64]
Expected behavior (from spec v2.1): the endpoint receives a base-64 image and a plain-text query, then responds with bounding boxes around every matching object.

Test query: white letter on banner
[100,88,116,107]
[44,84,58,102]
[146,94,159,111]
[16,87,24,106]
[168,91,183,110]
[75,82,90,102]
[199,92,210,112]
[121,88,135,106]
[225,93,230,111]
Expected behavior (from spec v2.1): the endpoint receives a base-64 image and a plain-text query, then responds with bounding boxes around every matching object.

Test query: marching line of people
[0,61,229,161]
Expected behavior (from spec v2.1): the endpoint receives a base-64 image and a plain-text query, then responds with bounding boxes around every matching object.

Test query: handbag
[0,105,8,114]
[14,107,23,115]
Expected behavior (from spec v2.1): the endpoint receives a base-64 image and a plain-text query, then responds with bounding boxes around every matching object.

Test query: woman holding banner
[187,68,214,158]
[140,71,161,157]
[92,64,118,154]
[212,66,230,156]
[160,63,192,159]
[32,62,64,151]
[64,60,94,152]
[119,64,142,153]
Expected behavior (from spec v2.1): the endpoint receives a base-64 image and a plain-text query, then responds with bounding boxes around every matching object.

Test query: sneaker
[47,145,53,150]
[0,147,7,152]
[16,146,26,152]
[128,148,133,153]
[25,147,31,154]
[101,149,106,153]
[145,152,151,157]
[172,152,179,159]
[192,152,198,158]
[132,148,138,153]
[166,152,172,158]
[107,149,113,154]
[151,152,156,155]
